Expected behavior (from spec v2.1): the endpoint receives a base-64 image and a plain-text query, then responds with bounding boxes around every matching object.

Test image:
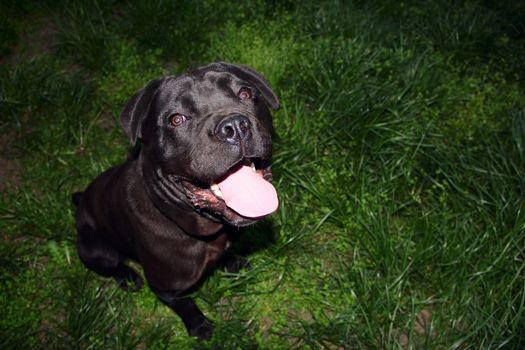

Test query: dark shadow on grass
[229,218,277,258]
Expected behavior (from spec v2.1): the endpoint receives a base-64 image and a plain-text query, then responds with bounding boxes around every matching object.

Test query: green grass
[1,0,525,348]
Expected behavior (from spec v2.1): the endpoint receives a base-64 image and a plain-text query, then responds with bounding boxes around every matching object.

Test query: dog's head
[120,62,280,227]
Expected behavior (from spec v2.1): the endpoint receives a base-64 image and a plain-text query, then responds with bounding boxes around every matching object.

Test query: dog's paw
[188,318,213,341]
[222,254,251,273]
[114,265,144,292]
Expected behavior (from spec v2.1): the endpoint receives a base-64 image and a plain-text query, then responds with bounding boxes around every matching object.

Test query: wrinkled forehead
[158,71,248,115]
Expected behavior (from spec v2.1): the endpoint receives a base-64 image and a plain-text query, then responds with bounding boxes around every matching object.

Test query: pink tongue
[216,165,278,218]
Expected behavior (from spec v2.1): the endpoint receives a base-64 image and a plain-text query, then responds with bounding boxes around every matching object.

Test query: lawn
[1,0,525,348]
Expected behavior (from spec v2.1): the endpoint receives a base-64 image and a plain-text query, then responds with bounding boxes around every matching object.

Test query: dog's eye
[238,87,253,100]
[170,113,188,126]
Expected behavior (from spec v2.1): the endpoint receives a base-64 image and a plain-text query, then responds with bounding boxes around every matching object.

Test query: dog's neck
[138,153,225,237]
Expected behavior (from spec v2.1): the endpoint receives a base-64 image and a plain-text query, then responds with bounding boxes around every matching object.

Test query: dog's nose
[215,114,251,145]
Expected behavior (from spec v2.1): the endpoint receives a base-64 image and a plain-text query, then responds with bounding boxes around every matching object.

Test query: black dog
[72,62,279,340]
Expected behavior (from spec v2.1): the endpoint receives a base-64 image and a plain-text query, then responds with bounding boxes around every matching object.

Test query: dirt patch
[0,132,21,191]
[398,308,436,349]
[0,15,61,191]
[0,158,21,191]
[1,16,58,65]
[97,108,118,131]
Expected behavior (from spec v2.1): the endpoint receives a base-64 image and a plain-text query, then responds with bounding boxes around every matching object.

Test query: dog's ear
[214,62,280,110]
[120,78,165,144]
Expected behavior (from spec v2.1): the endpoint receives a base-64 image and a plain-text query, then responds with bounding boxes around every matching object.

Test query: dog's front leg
[153,289,213,340]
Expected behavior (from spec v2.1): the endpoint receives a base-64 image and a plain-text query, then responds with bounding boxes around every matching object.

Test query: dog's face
[120,62,280,226]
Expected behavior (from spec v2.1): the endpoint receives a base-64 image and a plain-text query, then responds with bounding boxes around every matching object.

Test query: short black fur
[72,62,279,340]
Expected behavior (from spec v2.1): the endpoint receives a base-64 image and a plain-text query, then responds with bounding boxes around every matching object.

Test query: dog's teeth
[210,183,224,199]
[251,162,256,172]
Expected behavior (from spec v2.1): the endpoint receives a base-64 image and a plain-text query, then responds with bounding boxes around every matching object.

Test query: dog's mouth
[210,159,278,216]
[181,158,278,224]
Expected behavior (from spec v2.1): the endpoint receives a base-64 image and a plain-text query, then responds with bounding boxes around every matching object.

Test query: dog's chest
[203,233,230,271]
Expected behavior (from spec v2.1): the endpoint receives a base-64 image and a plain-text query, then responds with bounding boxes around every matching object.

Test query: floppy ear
[213,62,280,110]
[120,78,165,144]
